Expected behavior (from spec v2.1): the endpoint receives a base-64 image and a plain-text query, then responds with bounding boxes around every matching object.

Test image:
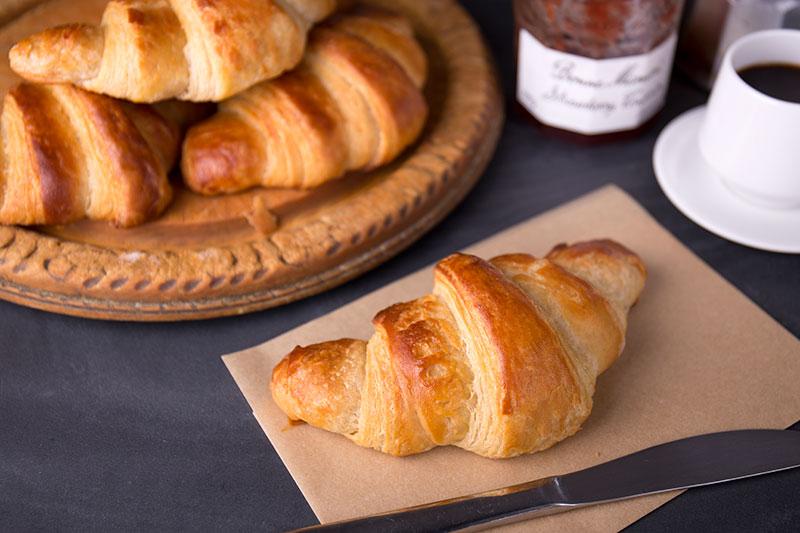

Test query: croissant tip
[182,118,263,195]
[9,24,103,83]
[548,239,646,277]
[9,40,34,76]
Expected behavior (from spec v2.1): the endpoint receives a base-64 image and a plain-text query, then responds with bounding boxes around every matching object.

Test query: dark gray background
[2,1,799,531]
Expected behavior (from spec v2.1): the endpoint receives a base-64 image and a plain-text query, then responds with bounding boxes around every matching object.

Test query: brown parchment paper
[223,185,800,531]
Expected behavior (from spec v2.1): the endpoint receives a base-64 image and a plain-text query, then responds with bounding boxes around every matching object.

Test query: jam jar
[514,0,685,140]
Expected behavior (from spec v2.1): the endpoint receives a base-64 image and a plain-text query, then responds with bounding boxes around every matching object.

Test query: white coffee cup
[698,29,800,209]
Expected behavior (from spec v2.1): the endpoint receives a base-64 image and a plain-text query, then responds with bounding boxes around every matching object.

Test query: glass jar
[514,0,685,141]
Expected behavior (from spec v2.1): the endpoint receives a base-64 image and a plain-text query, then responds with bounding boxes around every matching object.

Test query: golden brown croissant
[9,0,347,103]
[181,7,428,194]
[271,240,646,458]
[0,83,180,228]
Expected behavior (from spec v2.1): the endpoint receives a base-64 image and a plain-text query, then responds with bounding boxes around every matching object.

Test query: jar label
[517,29,678,135]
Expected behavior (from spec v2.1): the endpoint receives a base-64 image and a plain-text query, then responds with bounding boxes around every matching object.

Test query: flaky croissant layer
[9,0,348,103]
[271,240,646,458]
[0,83,181,228]
[181,6,428,194]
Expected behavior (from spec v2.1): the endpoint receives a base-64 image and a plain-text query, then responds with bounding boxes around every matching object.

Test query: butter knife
[294,429,800,532]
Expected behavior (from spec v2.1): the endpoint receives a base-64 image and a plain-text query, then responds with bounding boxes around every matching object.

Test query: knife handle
[293,476,577,533]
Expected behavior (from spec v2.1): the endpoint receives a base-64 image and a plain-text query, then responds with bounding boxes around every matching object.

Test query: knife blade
[294,429,800,532]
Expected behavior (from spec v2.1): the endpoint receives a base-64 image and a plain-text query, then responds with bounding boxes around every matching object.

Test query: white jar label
[517,29,678,135]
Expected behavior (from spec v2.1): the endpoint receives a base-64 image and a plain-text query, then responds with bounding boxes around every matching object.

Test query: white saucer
[654,106,800,254]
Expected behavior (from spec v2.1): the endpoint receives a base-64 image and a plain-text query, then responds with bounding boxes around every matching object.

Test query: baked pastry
[9,0,347,103]
[271,240,646,458]
[181,7,428,194]
[0,83,180,228]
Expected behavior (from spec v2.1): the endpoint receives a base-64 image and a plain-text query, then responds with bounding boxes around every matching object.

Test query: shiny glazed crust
[181,7,428,194]
[271,240,647,458]
[8,0,347,102]
[0,83,179,227]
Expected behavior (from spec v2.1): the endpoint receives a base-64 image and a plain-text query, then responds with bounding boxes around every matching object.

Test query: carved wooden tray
[0,0,503,321]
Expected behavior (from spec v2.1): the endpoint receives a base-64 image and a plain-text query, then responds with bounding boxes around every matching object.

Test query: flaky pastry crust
[272,239,646,458]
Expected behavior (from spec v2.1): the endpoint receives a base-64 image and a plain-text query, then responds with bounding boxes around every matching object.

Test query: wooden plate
[0,0,42,26]
[0,0,503,321]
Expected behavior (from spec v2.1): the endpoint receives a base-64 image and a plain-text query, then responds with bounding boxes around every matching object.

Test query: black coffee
[737,64,800,104]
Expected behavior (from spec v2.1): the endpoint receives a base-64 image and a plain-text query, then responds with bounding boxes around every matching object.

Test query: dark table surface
[2,1,800,531]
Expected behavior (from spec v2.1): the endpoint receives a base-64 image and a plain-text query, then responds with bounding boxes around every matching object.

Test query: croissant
[181,7,428,194]
[271,240,647,458]
[0,83,180,228]
[9,0,347,103]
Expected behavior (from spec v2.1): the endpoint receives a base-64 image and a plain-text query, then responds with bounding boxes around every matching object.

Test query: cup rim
[722,29,800,109]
